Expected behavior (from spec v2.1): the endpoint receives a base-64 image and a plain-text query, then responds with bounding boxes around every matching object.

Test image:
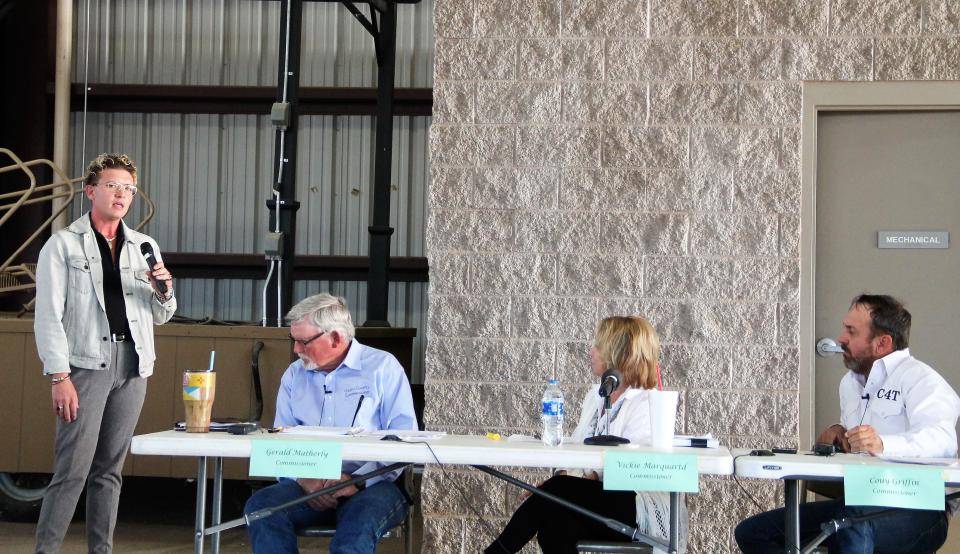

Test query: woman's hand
[146,261,174,298]
[51,375,79,422]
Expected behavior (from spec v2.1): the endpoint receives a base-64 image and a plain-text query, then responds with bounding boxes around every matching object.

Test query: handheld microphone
[598,368,621,398]
[139,243,168,295]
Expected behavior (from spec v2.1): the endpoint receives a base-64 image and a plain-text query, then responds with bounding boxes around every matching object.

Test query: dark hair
[851,294,911,350]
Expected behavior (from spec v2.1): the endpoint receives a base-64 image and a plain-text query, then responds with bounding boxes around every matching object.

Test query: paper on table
[506,434,541,443]
[283,426,363,436]
[174,420,251,432]
[672,434,720,448]
[364,429,448,440]
[878,456,960,467]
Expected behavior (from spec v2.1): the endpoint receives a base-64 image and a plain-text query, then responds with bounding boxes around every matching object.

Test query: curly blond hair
[84,153,138,186]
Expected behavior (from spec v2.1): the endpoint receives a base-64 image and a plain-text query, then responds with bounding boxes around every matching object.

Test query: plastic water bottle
[541,379,564,446]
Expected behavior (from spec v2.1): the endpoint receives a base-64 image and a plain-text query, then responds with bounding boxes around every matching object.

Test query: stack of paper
[283,426,364,436]
[174,420,250,432]
[280,427,448,441]
[672,434,720,448]
[364,430,447,441]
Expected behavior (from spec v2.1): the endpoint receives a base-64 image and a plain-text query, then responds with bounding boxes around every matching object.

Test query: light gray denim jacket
[34,214,177,376]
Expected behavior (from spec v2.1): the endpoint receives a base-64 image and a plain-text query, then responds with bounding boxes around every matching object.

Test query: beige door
[814,109,960,434]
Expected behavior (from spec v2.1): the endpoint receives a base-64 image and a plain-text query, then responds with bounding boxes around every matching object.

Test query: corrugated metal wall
[67,0,433,380]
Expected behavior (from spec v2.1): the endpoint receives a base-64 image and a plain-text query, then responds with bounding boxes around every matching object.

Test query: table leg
[785,478,800,554]
[211,457,223,554]
[669,492,679,554]
[195,456,208,554]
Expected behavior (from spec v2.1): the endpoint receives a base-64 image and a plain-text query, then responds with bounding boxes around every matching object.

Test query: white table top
[732,448,960,484]
[131,430,734,475]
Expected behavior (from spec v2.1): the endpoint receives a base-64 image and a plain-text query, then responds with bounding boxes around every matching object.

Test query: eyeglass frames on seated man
[289,331,326,347]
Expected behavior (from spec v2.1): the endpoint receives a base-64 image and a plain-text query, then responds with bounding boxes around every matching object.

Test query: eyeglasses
[289,331,326,347]
[99,181,138,196]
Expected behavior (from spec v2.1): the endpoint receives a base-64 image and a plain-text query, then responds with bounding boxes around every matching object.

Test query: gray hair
[285,293,355,341]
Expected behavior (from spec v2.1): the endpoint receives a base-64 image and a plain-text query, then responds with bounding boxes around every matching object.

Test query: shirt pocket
[131,269,153,295]
[68,257,92,294]
[871,398,905,420]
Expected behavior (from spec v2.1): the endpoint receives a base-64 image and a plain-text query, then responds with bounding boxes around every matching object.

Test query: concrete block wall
[424,1,960,551]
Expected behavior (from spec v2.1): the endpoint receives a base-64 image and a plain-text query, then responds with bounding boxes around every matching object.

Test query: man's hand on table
[816,424,850,452]
[298,473,360,511]
[846,425,884,455]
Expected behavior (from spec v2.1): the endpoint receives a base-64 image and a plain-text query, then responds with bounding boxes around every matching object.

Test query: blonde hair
[594,316,659,390]
[84,153,138,186]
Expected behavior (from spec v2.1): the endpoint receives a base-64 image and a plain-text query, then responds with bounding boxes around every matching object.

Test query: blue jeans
[735,499,948,554]
[244,478,408,554]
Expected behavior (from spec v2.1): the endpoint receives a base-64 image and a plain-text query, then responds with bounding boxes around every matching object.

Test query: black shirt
[91,215,130,336]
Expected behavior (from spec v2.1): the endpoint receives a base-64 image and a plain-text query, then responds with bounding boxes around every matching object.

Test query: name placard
[249,439,343,479]
[844,465,944,510]
[603,452,699,493]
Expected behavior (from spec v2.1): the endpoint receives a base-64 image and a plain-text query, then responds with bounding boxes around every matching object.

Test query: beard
[842,350,874,374]
[299,354,319,370]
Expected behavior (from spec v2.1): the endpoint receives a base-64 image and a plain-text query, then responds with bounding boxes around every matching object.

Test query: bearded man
[243,293,416,554]
[735,294,960,554]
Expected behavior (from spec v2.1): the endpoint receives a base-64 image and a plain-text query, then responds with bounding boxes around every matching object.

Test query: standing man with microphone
[33,153,176,553]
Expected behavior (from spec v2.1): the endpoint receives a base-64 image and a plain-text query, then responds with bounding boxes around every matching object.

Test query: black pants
[486,475,637,554]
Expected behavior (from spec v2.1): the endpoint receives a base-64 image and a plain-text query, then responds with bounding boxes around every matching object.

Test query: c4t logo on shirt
[877,388,901,401]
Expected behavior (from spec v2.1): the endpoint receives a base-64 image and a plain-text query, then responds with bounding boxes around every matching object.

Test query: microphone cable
[731,453,802,554]
[387,437,510,553]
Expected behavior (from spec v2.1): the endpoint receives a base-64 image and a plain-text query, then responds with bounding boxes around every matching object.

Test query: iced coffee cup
[182,370,216,433]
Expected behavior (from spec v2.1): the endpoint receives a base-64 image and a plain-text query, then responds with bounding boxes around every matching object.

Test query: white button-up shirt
[839,348,960,457]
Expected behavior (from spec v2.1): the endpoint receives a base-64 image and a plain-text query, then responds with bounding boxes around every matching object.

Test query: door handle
[816,337,843,358]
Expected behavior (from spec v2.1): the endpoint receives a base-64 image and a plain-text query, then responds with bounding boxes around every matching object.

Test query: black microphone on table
[584,368,629,446]
[140,243,168,295]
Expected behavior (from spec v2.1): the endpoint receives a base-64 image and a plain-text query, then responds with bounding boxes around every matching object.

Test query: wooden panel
[0,332,25,472]
[223,459,250,480]
[0,319,415,479]
[209,338,255,422]
[170,337,217,477]
[257,339,296,429]
[130,334,177,477]
[19,340,55,472]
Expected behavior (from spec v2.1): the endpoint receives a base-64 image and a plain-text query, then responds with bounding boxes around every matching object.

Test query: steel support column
[266,0,303,323]
[363,1,397,327]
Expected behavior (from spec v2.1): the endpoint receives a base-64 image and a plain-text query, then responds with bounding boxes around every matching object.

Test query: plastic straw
[656,364,663,391]
[208,350,216,372]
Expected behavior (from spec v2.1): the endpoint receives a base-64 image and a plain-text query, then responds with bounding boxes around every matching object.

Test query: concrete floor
[0,476,421,553]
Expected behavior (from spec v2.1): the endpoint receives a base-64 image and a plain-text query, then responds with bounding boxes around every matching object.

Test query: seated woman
[485,315,688,554]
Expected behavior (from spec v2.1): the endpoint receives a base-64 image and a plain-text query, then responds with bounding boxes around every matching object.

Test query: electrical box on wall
[264,232,284,258]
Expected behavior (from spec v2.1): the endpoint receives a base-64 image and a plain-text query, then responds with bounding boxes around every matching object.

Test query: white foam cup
[648,389,679,448]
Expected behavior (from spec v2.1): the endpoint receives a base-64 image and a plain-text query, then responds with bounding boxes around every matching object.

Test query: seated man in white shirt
[244,293,417,554]
[736,293,960,554]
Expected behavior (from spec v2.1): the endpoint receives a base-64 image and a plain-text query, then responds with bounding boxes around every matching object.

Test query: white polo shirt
[839,348,960,458]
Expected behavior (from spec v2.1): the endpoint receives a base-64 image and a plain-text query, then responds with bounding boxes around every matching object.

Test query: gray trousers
[35,341,146,554]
